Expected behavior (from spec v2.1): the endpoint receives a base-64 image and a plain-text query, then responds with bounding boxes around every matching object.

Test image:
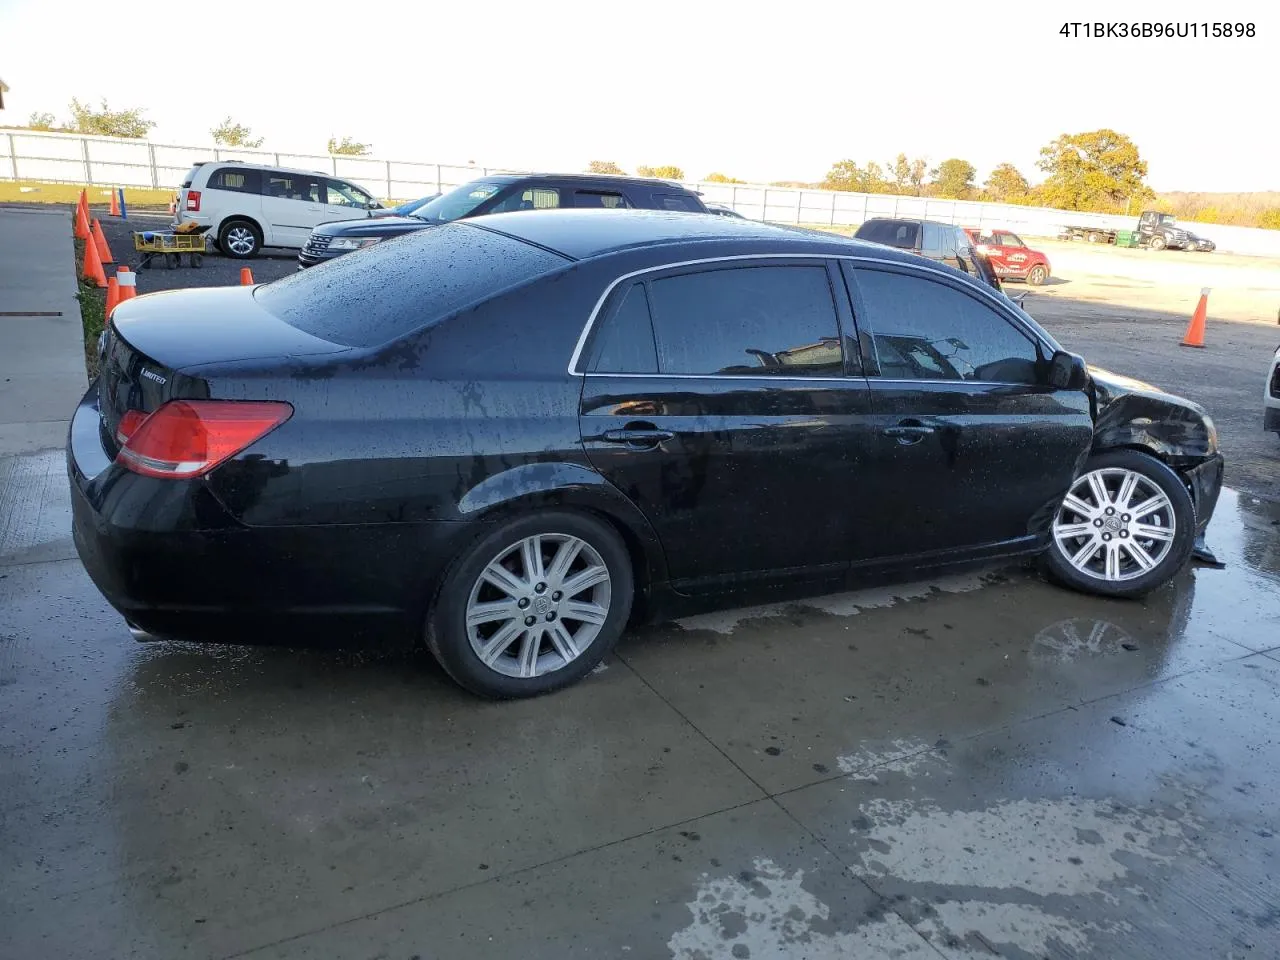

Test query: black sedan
[70,210,1224,699]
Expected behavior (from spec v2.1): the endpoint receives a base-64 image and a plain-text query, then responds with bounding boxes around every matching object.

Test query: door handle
[599,427,674,447]
[883,420,936,445]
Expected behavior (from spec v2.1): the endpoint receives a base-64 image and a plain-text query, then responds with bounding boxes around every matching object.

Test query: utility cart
[132,223,210,269]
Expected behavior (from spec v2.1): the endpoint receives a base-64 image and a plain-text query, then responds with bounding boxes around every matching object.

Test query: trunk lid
[100,287,348,451]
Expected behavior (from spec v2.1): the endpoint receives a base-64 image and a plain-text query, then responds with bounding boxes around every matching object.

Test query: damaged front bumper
[1181,454,1225,565]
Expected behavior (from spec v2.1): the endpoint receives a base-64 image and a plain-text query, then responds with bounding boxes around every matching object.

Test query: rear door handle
[883,421,936,445]
[600,427,674,447]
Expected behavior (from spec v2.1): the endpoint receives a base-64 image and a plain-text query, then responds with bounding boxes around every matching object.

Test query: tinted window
[573,191,629,209]
[658,194,701,212]
[921,222,946,256]
[589,284,657,373]
[647,265,843,376]
[255,224,569,348]
[209,167,261,193]
[853,268,1040,384]
[996,232,1023,247]
[489,186,562,213]
[856,220,920,249]
[263,173,323,203]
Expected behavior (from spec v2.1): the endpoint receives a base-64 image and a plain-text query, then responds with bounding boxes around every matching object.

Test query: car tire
[1087,231,1101,243]
[1044,449,1195,599]
[426,511,634,699]
[1149,235,1166,251]
[218,219,262,259]
[1026,264,1048,286]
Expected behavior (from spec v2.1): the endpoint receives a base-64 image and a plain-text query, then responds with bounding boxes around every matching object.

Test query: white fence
[4,129,1280,258]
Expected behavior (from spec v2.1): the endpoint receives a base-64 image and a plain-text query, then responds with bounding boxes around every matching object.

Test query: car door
[970,230,1014,276]
[841,261,1094,559]
[324,178,376,224]
[577,258,879,591]
[260,172,326,247]
[993,232,1031,277]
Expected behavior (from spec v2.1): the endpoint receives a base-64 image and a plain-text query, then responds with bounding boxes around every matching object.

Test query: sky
[0,0,1273,192]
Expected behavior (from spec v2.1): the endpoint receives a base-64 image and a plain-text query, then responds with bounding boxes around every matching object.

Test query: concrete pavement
[0,205,85,454]
[1,483,1278,958]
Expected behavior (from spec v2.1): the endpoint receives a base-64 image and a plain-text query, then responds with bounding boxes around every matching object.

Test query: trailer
[1058,212,1202,250]
[1058,225,1120,244]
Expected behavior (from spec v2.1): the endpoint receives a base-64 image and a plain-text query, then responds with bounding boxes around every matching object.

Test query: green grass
[1,179,174,210]
[72,237,106,378]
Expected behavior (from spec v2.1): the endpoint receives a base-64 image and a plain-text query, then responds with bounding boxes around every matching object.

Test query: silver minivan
[174,161,383,258]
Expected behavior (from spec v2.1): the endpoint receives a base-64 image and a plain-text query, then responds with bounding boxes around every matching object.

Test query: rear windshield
[181,163,205,188]
[855,219,920,249]
[254,223,570,348]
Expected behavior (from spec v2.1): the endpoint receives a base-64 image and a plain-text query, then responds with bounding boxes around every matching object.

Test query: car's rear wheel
[1045,450,1195,598]
[427,511,634,699]
[218,219,261,259]
[1026,264,1048,286]
[1087,231,1102,243]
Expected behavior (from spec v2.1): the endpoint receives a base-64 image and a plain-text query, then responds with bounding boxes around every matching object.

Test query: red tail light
[185,190,201,212]
[116,401,292,479]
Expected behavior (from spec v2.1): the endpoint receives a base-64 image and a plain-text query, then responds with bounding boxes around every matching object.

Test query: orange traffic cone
[105,277,120,317]
[82,233,107,287]
[239,267,254,286]
[1181,288,1210,348]
[168,193,178,216]
[91,218,113,263]
[109,189,121,217]
[78,188,89,219]
[116,266,137,302]
[74,203,90,240]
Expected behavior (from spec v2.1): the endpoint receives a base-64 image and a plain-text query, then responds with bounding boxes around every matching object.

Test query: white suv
[175,161,383,258]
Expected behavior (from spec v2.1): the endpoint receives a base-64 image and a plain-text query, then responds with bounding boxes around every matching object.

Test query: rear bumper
[1182,454,1224,536]
[68,384,477,647]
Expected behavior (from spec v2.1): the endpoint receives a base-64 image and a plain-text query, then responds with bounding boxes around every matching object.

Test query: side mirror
[1048,350,1089,391]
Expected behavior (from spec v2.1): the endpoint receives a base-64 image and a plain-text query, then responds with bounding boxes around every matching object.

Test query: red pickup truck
[963,228,1051,285]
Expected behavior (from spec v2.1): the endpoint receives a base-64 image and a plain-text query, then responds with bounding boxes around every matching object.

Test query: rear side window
[209,167,262,194]
[856,220,920,249]
[921,222,946,256]
[646,265,843,376]
[852,267,1040,384]
[657,193,702,212]
[589,284,658,373]
[255,224,570,348]
[263,173,323,203]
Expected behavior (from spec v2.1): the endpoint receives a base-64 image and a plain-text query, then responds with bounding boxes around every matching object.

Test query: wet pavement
[2,457,1279,958]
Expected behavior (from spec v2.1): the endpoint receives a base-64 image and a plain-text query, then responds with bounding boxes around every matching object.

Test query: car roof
[464,208,924,263]
[201,160,334,178]
[863,217,962,229]
[475,172,694,191]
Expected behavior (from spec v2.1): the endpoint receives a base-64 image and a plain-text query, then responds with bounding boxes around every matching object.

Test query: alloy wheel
[225,226,255,256]
[465,533,611,679]
[1052,468,1176,582]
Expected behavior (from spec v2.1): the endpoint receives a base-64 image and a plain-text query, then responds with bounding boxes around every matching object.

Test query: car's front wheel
[1149,235,1167,251]
[1026,264,1048,286]
[427,511,634,699]
[1045,449,1195,598]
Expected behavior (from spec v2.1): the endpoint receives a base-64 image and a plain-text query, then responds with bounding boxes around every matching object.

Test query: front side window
[327,180,373,207]
[574,191,629,209]
[646,265,843,376]
[658,193,701,212]
[263,174,323,203]
[996,232,1024,247]
[853,268,1041,384]
[489,187,562,213]
[921,222,946,256]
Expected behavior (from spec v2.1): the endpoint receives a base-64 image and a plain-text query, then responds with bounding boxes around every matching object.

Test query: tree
[930,158,976,199]
[821,159,887,194]
[1036,129,1151,212]
[888,154,929,196]
[908,158,928,196]
[587,160,625,175]
[1259,208,1280,231]
[27,111,56,131]
[211,116,264,148]
[327,136,371,156]
[67,98,154,139]
[636,164,684,180]
[704,172,745,183]
[984,163,1031,203]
